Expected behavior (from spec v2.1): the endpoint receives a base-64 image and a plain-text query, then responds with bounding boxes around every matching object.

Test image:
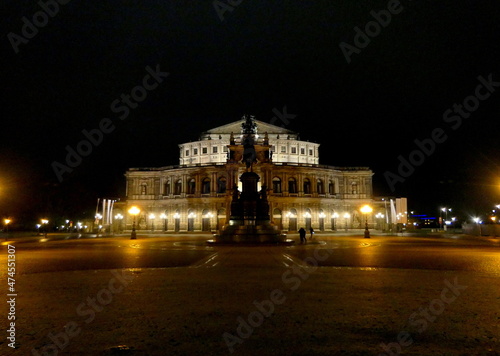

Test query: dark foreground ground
[1,232,500,355]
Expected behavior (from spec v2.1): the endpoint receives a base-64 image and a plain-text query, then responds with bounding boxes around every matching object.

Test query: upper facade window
[178,118,319,166]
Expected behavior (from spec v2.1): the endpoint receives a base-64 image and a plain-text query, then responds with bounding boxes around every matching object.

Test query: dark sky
[1,0,499,223]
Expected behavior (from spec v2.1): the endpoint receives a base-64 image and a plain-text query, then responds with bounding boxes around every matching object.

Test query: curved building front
[119,117,389,233]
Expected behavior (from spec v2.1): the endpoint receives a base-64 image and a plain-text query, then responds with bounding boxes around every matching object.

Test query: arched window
[328,180,334,195]
[174,179,182,195]
[217,177,227,193]
[187,178,196,194]
[317,179,324,194]
[202,178,211,194]
[303,178,311,194]
[288,177,297,194]
[351,182,358,194]
[164,180,171,195]
[272,177,282,193]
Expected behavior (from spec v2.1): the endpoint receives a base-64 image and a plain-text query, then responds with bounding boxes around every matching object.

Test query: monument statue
[210,115,289,244]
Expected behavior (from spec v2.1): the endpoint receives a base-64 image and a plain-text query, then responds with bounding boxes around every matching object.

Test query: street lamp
[360,205,373,238]
[4,218,11,233]
[115,214,123,233]
[343,212,350,232]
[128,206,140,239]
[149,213,155,232]
[375,213,384,230]
[160,213,167,232]
[440,207,452,230]
[332,212,339,231]
[473,217,482,236]
[95,213,102,237]
[41,219,49,238]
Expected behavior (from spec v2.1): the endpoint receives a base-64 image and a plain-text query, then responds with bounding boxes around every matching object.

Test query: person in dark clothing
[309,227,314,239]
[299,227,306,244]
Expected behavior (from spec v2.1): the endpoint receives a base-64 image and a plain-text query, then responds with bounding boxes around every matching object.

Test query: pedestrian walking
[299,227,306,244]
[309,227,314,240]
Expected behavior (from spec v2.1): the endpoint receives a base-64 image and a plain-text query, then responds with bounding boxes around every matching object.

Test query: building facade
[117,118,403,233]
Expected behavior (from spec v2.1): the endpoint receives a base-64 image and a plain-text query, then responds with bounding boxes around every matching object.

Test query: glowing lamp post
[360,205,373,238]
[160,213,167,232]
[129,206,140,239]
[343,213,350,232]
[95,213,102,237]
[41,219,49,238]
[332,212,339,231]
[4,218,11,233]
[149,213,155,232]
[375,212,385,230]
[115,214,123,233]
[473,217,482,236]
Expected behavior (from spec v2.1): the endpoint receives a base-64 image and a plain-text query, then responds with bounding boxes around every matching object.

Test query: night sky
[1,0,499,224]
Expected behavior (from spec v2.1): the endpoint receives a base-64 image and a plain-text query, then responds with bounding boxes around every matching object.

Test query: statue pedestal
[211,172,290,245]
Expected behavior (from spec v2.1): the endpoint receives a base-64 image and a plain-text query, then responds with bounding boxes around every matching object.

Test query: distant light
[360,205,373,214]
[128,206,140,216]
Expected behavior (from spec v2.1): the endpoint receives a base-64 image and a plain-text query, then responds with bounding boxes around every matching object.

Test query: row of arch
[117,207,367,232]
[139,176,348,196]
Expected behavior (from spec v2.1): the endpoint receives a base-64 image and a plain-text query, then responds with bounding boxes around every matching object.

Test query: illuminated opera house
[117,116,406,233]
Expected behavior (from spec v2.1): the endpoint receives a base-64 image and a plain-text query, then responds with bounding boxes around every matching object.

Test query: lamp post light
[128,206,140,239]
[4,218,11,233]
[41,219,49,238]
[360,205,373,238]
[375,213,384,230]
[440,207,452,230]
[149,213,155,232]
[160,213,167,232]
[332,212,339,231]
[473,217,482,236]
[343,212,350,232]
[95,213,102,237]
[114,214,123,233]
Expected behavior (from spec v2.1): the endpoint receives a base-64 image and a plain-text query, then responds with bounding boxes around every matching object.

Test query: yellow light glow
[360,205,373,214]
[128,206,140,216]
